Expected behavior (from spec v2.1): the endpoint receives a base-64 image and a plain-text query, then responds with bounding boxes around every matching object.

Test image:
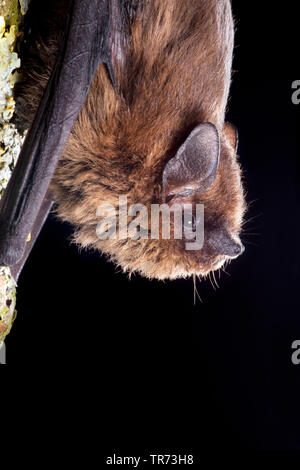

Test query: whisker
[242,232,260,236]
[193,273,202,304]
[209,271,216,291]
[221,259,231,276]
[242,213,262,227]
[246,198,259,209]
[212,270,220,289]
[243,240,259,247]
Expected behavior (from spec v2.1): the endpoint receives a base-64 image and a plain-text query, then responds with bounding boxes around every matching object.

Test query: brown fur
[17,0,246,280]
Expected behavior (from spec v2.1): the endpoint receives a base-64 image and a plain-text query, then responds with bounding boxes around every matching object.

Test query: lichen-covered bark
[0,0,29,28]
[0,266,16,342]
[0,0,30,343]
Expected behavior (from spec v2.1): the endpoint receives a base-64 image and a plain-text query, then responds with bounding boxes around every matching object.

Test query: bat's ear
[223,122,239,153]
[163,123,220,199]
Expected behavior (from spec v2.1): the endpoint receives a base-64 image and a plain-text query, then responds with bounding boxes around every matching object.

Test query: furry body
[17,0,246,279]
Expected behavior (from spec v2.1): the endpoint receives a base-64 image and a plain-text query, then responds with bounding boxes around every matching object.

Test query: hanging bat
[0,0,246,282]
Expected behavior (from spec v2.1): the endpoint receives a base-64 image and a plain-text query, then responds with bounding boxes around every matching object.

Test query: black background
[5,0,300,456]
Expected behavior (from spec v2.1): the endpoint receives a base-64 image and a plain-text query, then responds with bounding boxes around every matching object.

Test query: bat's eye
[182,213,197,233]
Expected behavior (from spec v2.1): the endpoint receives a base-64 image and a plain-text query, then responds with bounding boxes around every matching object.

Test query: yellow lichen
[0,266,17,342]
[0,16,20,121]
[0,0,22,31]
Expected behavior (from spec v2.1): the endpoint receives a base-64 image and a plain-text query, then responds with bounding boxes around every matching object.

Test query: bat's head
[52,110,246,280]
[154,121,246,279]
[105,121,246,280]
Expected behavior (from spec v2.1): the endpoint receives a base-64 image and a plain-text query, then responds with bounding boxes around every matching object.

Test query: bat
[0,0,246,282]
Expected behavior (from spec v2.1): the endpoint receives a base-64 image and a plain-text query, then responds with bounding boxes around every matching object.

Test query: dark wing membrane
[0,0,115,269]
[10,192,53,282]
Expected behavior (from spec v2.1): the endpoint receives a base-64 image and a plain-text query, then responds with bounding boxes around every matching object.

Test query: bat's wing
[9,192,53,282]
[0,0,123,278]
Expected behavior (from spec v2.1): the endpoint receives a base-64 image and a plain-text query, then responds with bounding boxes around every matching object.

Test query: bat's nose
[207,229,245,260]
[224,241,245,258]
